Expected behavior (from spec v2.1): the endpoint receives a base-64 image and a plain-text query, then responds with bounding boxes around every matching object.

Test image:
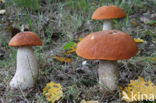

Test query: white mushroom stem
[10,46,38,89]
[103,20,113,30]
[98,60,118,91]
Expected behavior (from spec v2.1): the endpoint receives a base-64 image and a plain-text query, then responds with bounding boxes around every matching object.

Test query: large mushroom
[76,30,138,91]
[9,31,42,89]
[92,5,126,30]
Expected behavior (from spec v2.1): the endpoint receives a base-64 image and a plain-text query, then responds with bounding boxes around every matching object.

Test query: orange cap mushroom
[92,5,126,20]
[76,30,137,60]
[76,30,138,91]
[9,31,42,47]
[91,5,126,30]
[9,31,42,90]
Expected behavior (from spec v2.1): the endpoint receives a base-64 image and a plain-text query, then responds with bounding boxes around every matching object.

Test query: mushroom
[9,31,42,89]
[76,30,138,91]
[92,5,126,30]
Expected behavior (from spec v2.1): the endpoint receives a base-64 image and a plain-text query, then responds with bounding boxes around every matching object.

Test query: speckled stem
[10,46,38,90]
[98,60,118,91]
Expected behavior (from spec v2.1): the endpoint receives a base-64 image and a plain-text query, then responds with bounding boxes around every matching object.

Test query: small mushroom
[76,30,138,91]
[92,5,126,30]
[9,31,42,89]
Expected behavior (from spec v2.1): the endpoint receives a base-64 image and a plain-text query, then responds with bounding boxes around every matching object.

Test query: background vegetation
[0,0,156,102]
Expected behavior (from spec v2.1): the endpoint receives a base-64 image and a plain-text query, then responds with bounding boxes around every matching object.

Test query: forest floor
[0,0,156,103]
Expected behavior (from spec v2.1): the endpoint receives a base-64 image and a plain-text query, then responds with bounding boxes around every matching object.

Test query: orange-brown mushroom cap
[92,5,126,20]
[76,30,138,60]
[9,31,42,47]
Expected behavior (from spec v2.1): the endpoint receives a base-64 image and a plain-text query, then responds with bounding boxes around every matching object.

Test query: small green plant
[25,11,33,29]
[63,42,76,50]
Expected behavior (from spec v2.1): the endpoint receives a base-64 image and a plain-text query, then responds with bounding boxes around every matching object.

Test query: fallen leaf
[43,81,63,103]
[131,19,139,26]
[63,46,76,54]
[134,38,144,43]
[78,38,83,41]
[81,99,99,103]
[63,49,76,54]
[53,56,72,63]
[64,42,76,50]
[63,38,83,54]
[152,57,156,61]
[121,77,156,102]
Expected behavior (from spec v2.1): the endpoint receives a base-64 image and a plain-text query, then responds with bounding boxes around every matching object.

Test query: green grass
[6,0,39,10]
